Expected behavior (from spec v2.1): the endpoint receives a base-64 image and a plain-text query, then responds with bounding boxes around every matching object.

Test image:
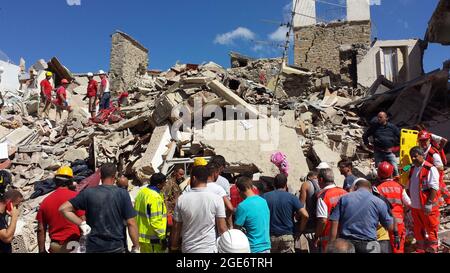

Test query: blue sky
[0,0,448,73]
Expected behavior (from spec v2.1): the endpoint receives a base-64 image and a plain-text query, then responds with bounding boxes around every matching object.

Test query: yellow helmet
[193,157,208,167]
[56,166,73,178]
[46,71,53,77]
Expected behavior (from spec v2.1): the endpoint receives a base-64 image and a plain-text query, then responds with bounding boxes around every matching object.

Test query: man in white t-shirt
[170,166,228,253]
[418,130,450,205]
[98,70,111,111]
[184,163,235,216]
[211,155,231,197]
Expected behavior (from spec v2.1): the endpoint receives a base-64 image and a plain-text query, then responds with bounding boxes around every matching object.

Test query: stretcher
[399,129,419,186]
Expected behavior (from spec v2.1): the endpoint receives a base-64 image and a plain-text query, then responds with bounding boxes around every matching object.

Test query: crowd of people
[0,110,448,253]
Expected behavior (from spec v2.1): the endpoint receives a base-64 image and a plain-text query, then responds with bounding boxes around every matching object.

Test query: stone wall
[294,20,371,81]
[109,31,149,93]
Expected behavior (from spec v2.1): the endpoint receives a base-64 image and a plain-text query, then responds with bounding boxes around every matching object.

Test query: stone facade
[109,31,149,93]
[294,20,371,84]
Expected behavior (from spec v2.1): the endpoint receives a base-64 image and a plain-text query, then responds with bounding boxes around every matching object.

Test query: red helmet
[378,161,394,179]
[418,130,431,141]
[61,79,69,84]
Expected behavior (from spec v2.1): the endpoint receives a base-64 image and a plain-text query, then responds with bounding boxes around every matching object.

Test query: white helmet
[316,162,331,169]
[98,70,106,75]
[0,66,4,74]
[87,72,94,77]
[217,229,251,253]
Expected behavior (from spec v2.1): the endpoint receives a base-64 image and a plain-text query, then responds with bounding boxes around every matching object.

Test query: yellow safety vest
[134,187,167,244]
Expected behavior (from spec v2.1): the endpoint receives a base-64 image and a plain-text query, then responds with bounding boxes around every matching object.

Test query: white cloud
[66,0,81,6]
[214,27,256,45]
[252,44,265,52]
[268,26,289,42]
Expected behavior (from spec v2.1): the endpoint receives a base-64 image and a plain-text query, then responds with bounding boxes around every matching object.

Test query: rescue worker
[98,70,111,111]
[363,111,401,176]
[134,173,168,253]
[314,168,347,252]
[54,79,73,122]
[376,162,411,253]
[40,71,54,118]
[37,166,85,253]
[407,146,441,253]
[86,72,98,118]
[418,130,450,205]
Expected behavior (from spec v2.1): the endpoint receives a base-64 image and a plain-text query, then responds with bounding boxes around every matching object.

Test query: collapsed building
[0,1,448,252]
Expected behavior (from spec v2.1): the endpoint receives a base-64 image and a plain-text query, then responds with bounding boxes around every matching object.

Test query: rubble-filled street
[0,0,449,256]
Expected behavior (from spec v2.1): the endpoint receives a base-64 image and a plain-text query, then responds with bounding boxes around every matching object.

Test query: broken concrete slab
[2,126,34,146]
[315,76,331,88]
[63,147,88,162]
[300,112,313,124]
[114,111,154,131]
[181,77,209,85]
[38,157,61,171]
[279,110,299,130]
[327,133,343,142]
[340,141,357,159]
[193,118,309,193]
[18,145,43,153]
[207,80,260,118]
[133,124,172,183]
[153,92,185,124]
[282,61,312,76]
[0,126,12,140]
[30,59,48,71]
[311,140,344,187]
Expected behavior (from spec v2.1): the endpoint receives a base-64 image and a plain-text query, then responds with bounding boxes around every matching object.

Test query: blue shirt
[329,188,393,241]
[70,185,137,253]
[235,195,271,253]
[149,185,161,193]
[262,190,303,236]
[343,175,357,191]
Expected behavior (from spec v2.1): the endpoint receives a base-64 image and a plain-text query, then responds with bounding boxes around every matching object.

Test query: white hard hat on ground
[87,72,93,77]
[217,229,251,253]
[316,162,331,169]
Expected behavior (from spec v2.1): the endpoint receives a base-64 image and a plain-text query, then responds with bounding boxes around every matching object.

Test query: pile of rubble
[1,28,449,252]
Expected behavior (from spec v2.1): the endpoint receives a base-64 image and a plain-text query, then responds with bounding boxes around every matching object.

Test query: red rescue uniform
[317,187,347,252]
[425,145,450,205]
[408,161,441,253]
[377,180,406,253]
